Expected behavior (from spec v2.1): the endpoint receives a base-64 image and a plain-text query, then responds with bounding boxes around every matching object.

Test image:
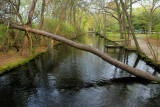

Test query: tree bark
[120,0,141,53]
[50,0,69,47]
[10,24,160,83]
[54,0,70,35]
[103,13,107,37]
[39,0,45,30]
[148,19,152,34]
[122,10,127,46]
[115,0,124,39]
[22,0,37,56]
[119,20,124,39]
[26,0,37,26]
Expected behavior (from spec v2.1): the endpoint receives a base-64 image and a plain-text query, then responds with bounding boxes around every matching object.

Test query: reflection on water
[0,34,160,107]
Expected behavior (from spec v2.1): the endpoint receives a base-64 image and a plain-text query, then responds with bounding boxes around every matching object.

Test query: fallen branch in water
[8,24,160,83]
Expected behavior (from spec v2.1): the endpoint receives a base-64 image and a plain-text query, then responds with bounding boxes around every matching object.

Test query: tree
[8,24,160,83]
[21,0,37,56]
[120,0,141,53]
[140,0,160,34]
[39,0,46,30]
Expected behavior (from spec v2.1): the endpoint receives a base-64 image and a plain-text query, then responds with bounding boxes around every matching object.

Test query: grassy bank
[0,34,83,75]
[0,48,47,74]
[0,17,83,75]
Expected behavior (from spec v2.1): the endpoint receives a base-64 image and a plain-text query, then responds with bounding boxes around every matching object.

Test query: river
[0,33,160,107]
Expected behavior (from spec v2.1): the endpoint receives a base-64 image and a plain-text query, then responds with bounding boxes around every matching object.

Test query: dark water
[0,34,160,107]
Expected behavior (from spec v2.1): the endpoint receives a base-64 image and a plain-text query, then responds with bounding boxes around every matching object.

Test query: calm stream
[0,34,160,107]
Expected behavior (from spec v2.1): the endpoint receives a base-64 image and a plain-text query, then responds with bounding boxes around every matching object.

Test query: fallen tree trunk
[10,24,160,83]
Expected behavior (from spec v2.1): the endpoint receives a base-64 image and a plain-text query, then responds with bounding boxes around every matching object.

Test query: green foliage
[0,24,24,52]
[154,24,160,32]
[43,18,75,38]
[0,25,12,51]
[148,34,160,39]
[133,6,160,32]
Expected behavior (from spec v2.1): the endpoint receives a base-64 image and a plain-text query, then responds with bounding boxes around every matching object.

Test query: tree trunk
[122,10,127,46]
[54,0,70,35]
[39,0,45,30]
[120,0,141,53]
[115,0,124,39]
[119,20,124,39]
[148,19,152,34]
[103,13,107,37]
[10,24,160,83]
[50,0,70,48]
[22,0,37,56]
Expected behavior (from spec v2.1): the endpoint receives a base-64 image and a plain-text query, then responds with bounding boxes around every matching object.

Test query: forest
[0,0,160,106]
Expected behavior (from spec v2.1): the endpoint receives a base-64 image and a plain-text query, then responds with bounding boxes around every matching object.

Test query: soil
[0,51,25,66]
[131,38,160,62]
[0,47,47,67]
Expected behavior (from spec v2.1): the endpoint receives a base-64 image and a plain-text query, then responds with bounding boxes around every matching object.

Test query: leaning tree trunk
[54,0,70,35]
[9,24,160,83]
[120,0,141,53]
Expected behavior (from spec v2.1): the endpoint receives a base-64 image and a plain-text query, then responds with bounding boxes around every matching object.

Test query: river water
[0,34,160,107]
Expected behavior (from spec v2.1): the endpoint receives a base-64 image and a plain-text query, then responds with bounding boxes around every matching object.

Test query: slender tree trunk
[122,10,127,46]
[120,0,141,53]
[39,0,46,45]
[39,0,45,30]
[148,19,152,34]
[119,20,124,39]
[10,24,160,83]
[50,0,70,48]
[103,13,107,37]
[128,0,132,46]
[70,5,72,25]
[115,0,124,39]
[54,0,70,35]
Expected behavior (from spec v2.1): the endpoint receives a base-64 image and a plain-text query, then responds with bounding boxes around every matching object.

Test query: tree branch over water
[7,23,160,83]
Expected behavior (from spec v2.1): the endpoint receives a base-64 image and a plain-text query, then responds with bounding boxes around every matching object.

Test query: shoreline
[0,34,79,75]
[102,35,160,69]
[0,48,47,75]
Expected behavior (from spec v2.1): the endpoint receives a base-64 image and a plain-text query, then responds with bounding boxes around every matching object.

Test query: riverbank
[131,38,160,68]
[0,46,47,74]
[104,34,160,68]
[0,33,79,75]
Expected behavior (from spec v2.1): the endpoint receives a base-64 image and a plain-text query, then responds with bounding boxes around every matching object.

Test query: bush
[43,18,75,38]
[0,25,24,52]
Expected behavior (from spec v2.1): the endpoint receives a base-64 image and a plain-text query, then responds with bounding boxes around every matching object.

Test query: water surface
[0,34,160,107]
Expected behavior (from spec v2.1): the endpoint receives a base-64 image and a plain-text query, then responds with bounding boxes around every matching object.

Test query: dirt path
[131,39,160,63]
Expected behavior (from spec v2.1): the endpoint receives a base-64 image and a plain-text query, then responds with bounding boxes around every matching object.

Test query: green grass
[148,34,160,39]
[135,33,160,39]
[106,32,160,40]
[0,51,46,75]
[0,58,31,74]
